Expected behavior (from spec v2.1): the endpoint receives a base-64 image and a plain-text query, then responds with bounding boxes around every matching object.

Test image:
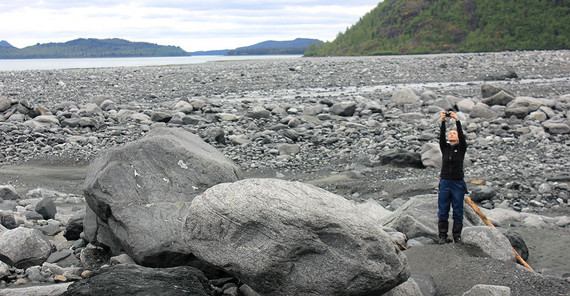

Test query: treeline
[0,38,190,59]
[305,0,570,56]
[226,47,312,55]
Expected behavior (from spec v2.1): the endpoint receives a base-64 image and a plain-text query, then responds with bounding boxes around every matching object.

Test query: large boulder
[0,185,20,200]
[35,197,57,220]
[469,103,499,119]
[392,88,420,106]
[83,127,242,266]
[62,264,212,296]
[462,226,516,262]
[420,143,442,169]
[184,178,410,296]
[381,195,483,240]
[330,101,357,116]
[462,284,511,296]
[0,227,52,268]
[380,149,424,168]
[481,90,515,106]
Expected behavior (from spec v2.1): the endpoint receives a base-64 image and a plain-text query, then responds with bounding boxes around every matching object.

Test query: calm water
[0,55,302,71]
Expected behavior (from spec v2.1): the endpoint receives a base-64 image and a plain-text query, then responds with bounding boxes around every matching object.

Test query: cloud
[0,0,379,51]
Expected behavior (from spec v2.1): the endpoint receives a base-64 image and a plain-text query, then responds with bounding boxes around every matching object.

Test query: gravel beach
[0,50,569,295]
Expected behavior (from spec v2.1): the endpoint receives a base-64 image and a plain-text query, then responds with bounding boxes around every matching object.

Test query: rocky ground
[0,50,569,295]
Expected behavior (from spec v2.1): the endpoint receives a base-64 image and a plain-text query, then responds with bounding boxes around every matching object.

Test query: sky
[0,0,379,52]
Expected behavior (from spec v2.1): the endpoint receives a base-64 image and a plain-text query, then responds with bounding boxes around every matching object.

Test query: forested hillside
[0,38,190,59]
[305,0,570,56]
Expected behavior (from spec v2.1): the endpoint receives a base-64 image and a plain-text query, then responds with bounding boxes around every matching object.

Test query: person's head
[448,129,458,144]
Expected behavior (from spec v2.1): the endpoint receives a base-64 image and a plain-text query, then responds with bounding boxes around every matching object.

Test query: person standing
[438,110,468,244]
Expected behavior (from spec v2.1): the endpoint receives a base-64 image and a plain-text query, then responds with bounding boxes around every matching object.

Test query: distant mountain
[190,49,230,56]
[0,40,14,48]
[305,0,570,56]
[227,38,322,55]
[0,38,190,59]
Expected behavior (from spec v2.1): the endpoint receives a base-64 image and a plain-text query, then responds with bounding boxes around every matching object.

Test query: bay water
[0,55,302,71]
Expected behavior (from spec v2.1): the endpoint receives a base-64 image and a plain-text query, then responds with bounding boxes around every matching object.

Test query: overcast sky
[0,1,379,52]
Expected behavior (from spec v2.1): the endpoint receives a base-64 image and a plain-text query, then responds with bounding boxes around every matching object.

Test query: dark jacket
[440,120,467,180]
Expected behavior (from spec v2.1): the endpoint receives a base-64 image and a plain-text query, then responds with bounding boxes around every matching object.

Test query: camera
[445,111,451,117]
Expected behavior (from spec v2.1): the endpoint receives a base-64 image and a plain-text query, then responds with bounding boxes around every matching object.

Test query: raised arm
[439,111,447,150]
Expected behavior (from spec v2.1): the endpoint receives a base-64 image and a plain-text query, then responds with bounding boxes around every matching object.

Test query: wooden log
[464,197,534,272]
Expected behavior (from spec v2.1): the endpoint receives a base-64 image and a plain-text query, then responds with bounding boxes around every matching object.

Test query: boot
[452,222,463,244]
[438,220,450,244]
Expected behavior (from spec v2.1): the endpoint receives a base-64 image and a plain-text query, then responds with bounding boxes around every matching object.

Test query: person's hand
[441,111,447,121]
[450,111,459,121]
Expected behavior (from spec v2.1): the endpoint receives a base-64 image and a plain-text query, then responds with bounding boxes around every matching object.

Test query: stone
[150,111,173,122]
[462,284,511,296]
[482,90,515,106]
[0,185,20,200]
[83,127,242,266]
[0,210,18,229]
[542,120,570,134]
[420,143,442,169]
[0,227,52,268]
[330,101,357,116]
[410,273,437,296]
[35,197,57,220]
[470,185,496,202]
[64,210,85,241]
[462,226,515,262]
[185,178,410,296]
[245,107,271,119]
[173,100,194,114]
[0,283,72,296]
[481,84,506,98]
[0,96,11,112]
[392,88,420,105]
[497,229,529,261]
[456,98,475,113]
[379,149,424,168]
[381,195,483,240]
[61,264,212,296]
[384,278,422,296]
[0,260,9,278]
[469,103,499,119]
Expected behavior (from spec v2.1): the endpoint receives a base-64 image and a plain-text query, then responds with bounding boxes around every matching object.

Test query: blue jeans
[438,179,466,223]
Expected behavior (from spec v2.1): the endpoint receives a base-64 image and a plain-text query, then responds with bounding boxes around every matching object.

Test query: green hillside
[0,38,190,59]
[305,0,570,56]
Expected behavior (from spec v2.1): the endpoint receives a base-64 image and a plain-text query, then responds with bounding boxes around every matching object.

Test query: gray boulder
[0,96,11,112]
[391,88,421,105]
[83,127,242,266]
[330,101,357,116]
[469,103,499,119]
[0,283,72,296]
[0,227,52,268]
[246,107,271,119]
[184,178,410,296]
[384,278,422,296]
[421,143,442,169]
[462,226,515,262]
[380,149,424,168]
[470,185,496,202]
[381,195,483,240]
[62,264,212,296]
[456,98,475,113]
[410,273,437,296]
[392,88,420,106]
[35,197,57,220]
[498,229,529,261]
[0,185,20,200]
[482,90,515,106]
[481,84,507,98]
[542,120,570,134]
[462,284,511,296]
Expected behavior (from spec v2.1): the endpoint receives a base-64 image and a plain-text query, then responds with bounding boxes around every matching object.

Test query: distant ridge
[227,38,321,55]
[305,0,570,56]
[0,40,14,48]
[0,38,190,59]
